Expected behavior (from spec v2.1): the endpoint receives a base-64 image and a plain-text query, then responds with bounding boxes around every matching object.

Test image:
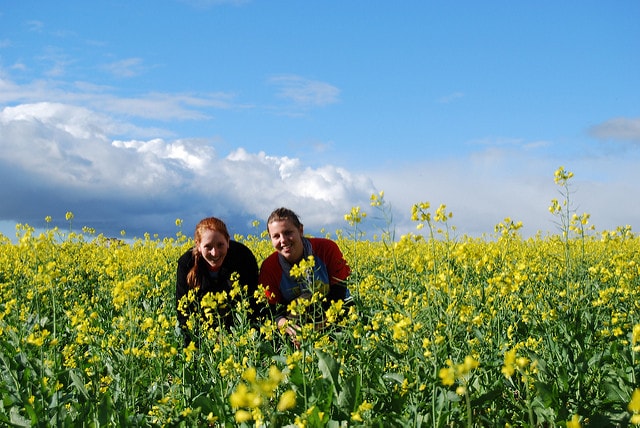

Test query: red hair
[187,217,230,289]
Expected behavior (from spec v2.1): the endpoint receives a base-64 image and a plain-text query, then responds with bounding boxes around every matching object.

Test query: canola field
[1,168,639,427]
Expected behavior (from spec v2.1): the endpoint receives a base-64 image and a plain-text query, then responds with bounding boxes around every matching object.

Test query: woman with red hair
[176,217,261,348]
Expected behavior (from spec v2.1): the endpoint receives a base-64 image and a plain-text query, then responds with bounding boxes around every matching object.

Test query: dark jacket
[175,240,260,347]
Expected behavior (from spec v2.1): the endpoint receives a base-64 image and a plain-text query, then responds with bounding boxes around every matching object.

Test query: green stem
[465,387,472,428]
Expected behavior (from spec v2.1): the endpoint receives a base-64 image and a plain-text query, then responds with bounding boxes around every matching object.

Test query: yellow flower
[230,383,249,408]
[411,201,431,222]
[26,328,50,347]
[345,206,367,225]
[289,256,316,279]
[554,166,573,185]
[632,324,640,347]
[438,360,455,386]
[434,204,451,222]
[358,400,373,412]
[268,365,283,385]
[462,355,479,373]
[392,316,411,341]
[629,388,640,413]
[325,299,344,324]
[502,349,516,378]
[351,411,363,422]
[566,414,581,428]
[234,409,252,423]
[183,341,197,362]
[516,356,529,369]
[277,390,297,411]
[242,367,257,383]
[370,191,384,207]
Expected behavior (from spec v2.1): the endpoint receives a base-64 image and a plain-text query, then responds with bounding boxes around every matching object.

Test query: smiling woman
[175,216,262,348]
[258,207,354,348]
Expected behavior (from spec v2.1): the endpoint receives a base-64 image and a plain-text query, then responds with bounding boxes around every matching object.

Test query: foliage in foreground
[1,167,639,427]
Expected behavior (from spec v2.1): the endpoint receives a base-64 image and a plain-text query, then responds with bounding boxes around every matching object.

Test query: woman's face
[197,229,229,270]
[268,218,304,264]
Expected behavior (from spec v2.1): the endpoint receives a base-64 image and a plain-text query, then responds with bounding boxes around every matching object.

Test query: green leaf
[69,369,89,400]
[534,381,555,407]
[316,349,340,397]
[24,401,39,425]
[98,390,113,426]
[603,381,628,403]
[288,364,305,387]
[337,372,361,412]
[193,394,215,414]
[9,406,31,427]
[382,372,404,385]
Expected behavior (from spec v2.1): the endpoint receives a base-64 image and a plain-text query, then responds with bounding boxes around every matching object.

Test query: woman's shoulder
[261,250,279,264]
[228,240,258,263]
[308,237,340,250]
[258,251,281,277]
[229,239,253,254]
[308,237,346,261]
[177,247,195,265]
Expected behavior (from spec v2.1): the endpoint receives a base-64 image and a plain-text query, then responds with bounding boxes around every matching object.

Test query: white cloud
[589,117,640,143]
[0,102,375,237]
[26,20,44,32]
[102,57,146,78]
[96,93,218,120]
[0,75,239,123]
[218,148,377,227]
[372,145,640,239]
[38,46,72,77]
[269,75,340,107]
[111,138,214,172]
[1,102,114,139]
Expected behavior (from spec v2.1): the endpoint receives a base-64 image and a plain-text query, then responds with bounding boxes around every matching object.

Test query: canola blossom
[0,168,639,426]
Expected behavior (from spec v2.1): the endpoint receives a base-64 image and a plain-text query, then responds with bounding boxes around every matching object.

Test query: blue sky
[1,0,639,240]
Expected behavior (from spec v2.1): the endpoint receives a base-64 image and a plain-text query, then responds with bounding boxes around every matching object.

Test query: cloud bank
[0,102,376,238]
[2,100,640,242]
[371,127,640,240]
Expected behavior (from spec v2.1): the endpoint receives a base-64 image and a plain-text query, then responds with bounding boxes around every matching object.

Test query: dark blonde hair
[187,217,230,289]
[266,207,303,233]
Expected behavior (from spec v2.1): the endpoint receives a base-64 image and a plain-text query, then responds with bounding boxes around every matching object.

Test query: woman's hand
[277,316,301,349]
